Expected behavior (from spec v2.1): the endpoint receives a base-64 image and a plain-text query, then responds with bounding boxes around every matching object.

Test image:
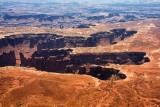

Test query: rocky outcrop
[90,29,137,45]
[107,13,120,18]
[20,49,72,72]
[0,33,96,51]
[0,35,25,48]
[87,16,106,20]
[31,49,72,58]
[0,51,16,67]
[64,36,96,48]
[65,65,127,80]
[3,14,74,22]
[124,14,138,21]
[0,33,62,49]
[37,37,65,52]
[19,52,33,67]
[46,56,71,72]
[20,48,128,80]
[0,29,137,50]
[20,49,149,76]
[76,24,91,28]
[70,52,149,65]
[86,66,126,80]
[0,28,139,80]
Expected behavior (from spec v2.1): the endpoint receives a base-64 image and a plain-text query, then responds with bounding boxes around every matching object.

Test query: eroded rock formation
[19,48,149,80]
[20,49,72,72]
[0,29,142,80]
[90,29,137,45]
[87,66,126,80]
[19,48,128,80]
[70,52,150,65]
[0,29,137,50]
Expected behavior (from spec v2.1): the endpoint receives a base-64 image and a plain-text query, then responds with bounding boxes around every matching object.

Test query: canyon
[0,28,146,80]
[19,49,149,80]
[0,28,137,50]
[0,15,159,106]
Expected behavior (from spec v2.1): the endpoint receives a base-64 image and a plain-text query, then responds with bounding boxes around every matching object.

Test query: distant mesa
[76,24,93,28]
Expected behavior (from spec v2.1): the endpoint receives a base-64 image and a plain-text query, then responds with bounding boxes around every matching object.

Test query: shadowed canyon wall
[0,29,137,51]
[0,51,16,67]
[19,49,149,80]
[0,28,145,80]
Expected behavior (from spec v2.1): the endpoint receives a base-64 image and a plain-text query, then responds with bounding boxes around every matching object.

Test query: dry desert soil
[0,18,160,107]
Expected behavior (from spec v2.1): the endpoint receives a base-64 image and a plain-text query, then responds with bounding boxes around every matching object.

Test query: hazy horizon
[1,0,160,4]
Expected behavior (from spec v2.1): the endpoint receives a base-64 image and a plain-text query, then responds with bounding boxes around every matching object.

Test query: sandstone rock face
[0,29,137,50]
[0,28,148,80]
[0,29,140,80]
[64,36,96,48]
[90,29,137,45]
[20,49,72,72]
[70,52,149,65]
[19,52,33,67]
[87,66,126,80]
[19,50,128,80]
[0,33,62,49]
[0,51,16,67]
[37,36,65,52]
[19,48,149,80]
[19,52,27,66]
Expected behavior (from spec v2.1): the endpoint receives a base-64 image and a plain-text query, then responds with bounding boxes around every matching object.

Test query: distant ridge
[1,0,160,4]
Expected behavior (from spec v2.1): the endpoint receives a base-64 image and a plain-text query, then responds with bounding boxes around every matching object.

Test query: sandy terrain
[0,18,160,106]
